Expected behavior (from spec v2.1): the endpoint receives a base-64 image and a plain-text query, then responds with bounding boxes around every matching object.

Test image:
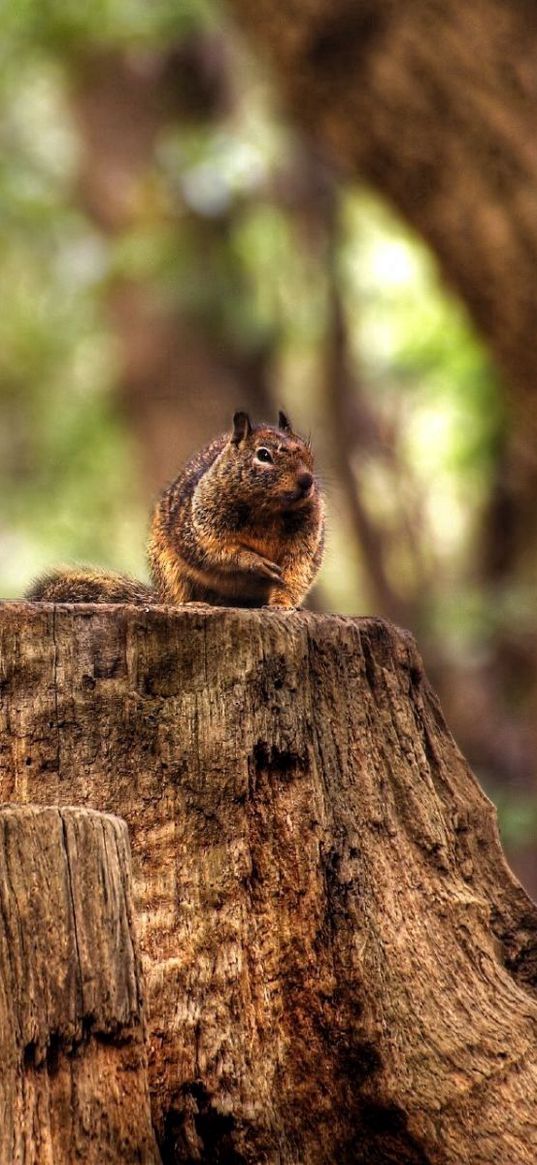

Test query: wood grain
[0,803,159,1164]
[1,603,536,1162]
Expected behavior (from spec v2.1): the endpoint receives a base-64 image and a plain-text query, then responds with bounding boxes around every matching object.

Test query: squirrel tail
[25,566,156,605]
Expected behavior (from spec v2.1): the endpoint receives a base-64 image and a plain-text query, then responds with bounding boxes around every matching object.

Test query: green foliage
[343,190,503,488]
[491,787,537,850]
[0,46,146,594]
[2,0,212,54]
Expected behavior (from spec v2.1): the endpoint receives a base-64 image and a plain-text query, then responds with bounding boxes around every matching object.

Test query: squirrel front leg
[266,530,325,608]
[265,574,303,609]
[202,541,284,585]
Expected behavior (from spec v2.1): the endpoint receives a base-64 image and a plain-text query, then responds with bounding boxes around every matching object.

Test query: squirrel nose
[297,471,313,494]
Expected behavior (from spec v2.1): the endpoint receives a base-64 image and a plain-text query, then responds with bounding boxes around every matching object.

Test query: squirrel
[26,410,325,609]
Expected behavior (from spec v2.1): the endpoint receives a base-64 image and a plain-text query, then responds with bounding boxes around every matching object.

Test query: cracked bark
[0,803,159,1164]
[0,604,537,1163]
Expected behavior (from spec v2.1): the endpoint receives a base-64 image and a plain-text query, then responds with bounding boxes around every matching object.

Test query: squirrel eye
[256,447,273,464]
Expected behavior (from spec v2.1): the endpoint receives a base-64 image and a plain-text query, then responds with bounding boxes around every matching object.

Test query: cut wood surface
[0,803,159,1165]
[1,603,537,1163]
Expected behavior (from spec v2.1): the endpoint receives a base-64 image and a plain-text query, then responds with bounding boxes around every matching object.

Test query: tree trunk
[69,41,274,497]
[226,0,537,415]
[0,803,159,1164]
[1,603,537,1163]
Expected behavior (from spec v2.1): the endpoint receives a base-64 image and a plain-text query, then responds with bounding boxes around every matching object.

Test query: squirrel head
[217,409,318,517]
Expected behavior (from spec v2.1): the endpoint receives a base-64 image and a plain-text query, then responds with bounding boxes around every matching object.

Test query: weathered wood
[0,803,159,1164]
[1,603,537,1163]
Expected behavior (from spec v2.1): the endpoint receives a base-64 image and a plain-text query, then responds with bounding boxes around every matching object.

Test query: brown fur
[26,412,325,609]
[26,566,155,605]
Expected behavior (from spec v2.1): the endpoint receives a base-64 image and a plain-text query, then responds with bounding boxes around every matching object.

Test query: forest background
[2,0,536,895]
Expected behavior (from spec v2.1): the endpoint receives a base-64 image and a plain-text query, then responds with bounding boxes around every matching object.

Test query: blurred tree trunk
[228,0,537,518]
[69,40,273,493]
[2,603,537,1163]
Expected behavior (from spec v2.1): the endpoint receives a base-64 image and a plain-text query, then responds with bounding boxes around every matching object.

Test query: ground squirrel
[27,410,325,609]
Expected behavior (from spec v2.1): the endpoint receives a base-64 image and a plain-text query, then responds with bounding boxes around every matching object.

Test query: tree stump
[1,603,537,1163]
[0,803,159,1165]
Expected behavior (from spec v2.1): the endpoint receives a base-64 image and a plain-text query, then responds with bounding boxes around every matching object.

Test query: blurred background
[1,0,536,894]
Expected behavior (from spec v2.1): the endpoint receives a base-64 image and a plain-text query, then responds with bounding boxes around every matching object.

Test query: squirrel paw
[249,557,284,584]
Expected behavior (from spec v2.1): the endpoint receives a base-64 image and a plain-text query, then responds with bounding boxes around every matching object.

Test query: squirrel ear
[278,410,293,434]
[231,411,253,445]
